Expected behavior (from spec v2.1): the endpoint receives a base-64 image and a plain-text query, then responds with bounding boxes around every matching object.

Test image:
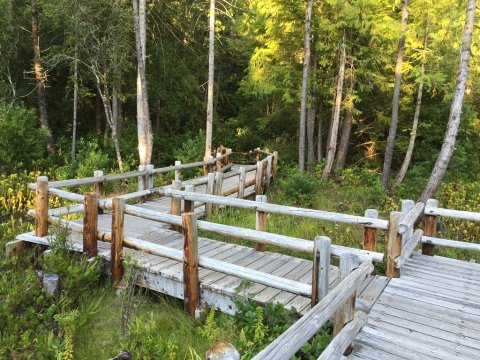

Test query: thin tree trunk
[31,0,55,156]
[306,101,316,172]
[71,46,78,162]
[317,101,324,162]
[382,0,409,189]
[420,0,475,202]
[133,0,152,165]
[322,39,346,180]
[113,83,120,137]
[204,0,215,163]
[95,92,102,134]
[394,27,428,186]
[298,0,314,172]
[334,67,356,176]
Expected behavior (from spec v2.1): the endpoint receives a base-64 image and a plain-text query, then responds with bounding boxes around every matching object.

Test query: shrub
[0,104,47,172]
[275,166,319,207]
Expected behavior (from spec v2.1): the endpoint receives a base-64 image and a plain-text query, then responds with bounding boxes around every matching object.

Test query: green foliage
[275,166,320,207]
[173,131,206,179]
[0,105,47,172]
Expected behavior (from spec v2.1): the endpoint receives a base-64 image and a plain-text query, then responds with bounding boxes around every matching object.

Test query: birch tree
[204,0,215,166]
[298,0,314,172]
[420,0,476,201]
[381,0,409,189]
[322,39,346,180]
[133,0,152,166]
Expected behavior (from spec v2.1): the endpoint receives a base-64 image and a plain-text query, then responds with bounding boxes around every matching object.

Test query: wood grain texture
[255,195,267,251]
[83,192,98,257]
[182,212,199,316]
[111,197,124,283]
[363,209,378,252]
[422,199,438,256]
[35,176,49,237]
[386,212,402,277]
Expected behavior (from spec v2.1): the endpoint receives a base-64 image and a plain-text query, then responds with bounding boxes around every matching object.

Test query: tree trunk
[394,26,428,186]
[298,0,314,172]
[420,0,475,202]
[334,67,356,176]
[382,0,409,189]
[133,0,152,165]
[322,39,346,180]
[113,83,120,137]
[31,0,55,156]
[95,93,102,134]
[204,0,215,163]
[306,101,316,172]
[71,46,78,162]
[316,101,324,162]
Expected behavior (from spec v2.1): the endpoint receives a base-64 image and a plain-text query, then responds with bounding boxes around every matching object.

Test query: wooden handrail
[252,261,374,360]
[398,202,425,234]
[425,206,480,222]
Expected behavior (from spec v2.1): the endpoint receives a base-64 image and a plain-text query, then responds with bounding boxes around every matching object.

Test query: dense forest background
[1,0,479,194]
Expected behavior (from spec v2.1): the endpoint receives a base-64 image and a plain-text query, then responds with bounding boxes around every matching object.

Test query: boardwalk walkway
[349,253,480,360]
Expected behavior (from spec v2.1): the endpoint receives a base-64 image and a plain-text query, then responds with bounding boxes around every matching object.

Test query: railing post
[205,173,215,217]
[272,151,278,181]
[145,164,154,201]
[213,172,223,213]
[333,254,360,351]
[170,180,182,231]
[111,197,124,283]
[423,199,439,256]
[175,160,182,181]
[363,209,378,252]
[216,151,222,171]
[83,192,98,257]
[35,176,49,237]
[184,185,195,213]
[311,236,331,307]
[255,195,268,251]
[386,211,402,278]
[255,147,260,161]
[138,164,146,192]
[94,170,104,214]
[255,161,263,195]
[265,155,273,192]
[238,166,246,199]
[182,212,200,316]
[401,199,414,245]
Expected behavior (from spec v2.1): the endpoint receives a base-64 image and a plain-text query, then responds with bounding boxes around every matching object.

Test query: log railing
[252,260,373,360]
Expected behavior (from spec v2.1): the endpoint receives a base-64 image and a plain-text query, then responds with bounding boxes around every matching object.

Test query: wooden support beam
[213,172,223,213]
[216,151,222,171]
[255,195,268,251]
[334,254,359,343]
[138,164,146,192]
[175,160,182,181]
[363,209,378,252]
[272,151,278,180]
[83,192,98,257]
[255,161,263,195]
[170,180,182,231]
[35,176,49,237]
[182,212,199,316]
[265,156,272,192]
[386,211,402,277]
[111,197,124,283]
[238,166,246,199]
[311,236,331,307]
[6,239,29,259]
[184,185,195,213]
[205,173,215,217]
[94,170,104,214]
[423,199,438,256]
[144,164,154,201]
[400,199,415,245]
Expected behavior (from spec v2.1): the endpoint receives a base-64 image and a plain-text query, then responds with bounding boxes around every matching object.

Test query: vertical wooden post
[255,195,268,251]
[333,254,359,348]
[255,147,260,162]
[272,151,278,181]
[170,180,182,231]
[401,199,415,246]
[205,173,215,217]
[111,197,124,283]
[386,211,402,278]
[94,170,104,214]
[184,185,195,213]
[83,192,98,257]
[182,212,199,316]
[423,199,439,256]
[213,172,224,213]
[144,164,154,201]
[255,161,263,195]
[311,236,331,307]
[363,209,378,252]
[35,176,49,237]
[221,147,227,166]
[175,160,182,181]
[238,166,246,199]
[216,151,222,171]
[265,155,273,192]
[138,164,146,191]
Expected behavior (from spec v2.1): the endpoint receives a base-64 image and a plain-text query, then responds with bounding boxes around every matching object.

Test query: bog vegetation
[1,0,480,358]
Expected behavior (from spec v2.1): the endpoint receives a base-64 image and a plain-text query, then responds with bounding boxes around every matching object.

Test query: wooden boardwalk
[349,253,480,360]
